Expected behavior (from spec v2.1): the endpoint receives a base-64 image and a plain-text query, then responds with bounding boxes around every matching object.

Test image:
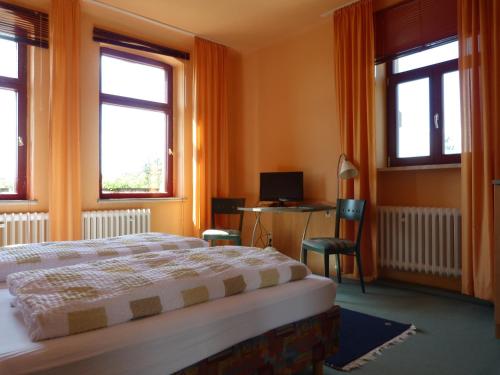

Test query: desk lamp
[336,153,358,200]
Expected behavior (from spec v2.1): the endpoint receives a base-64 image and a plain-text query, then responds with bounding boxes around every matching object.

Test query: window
[387,41,461,166]
[0,39,27,199]
[99,48,173,198]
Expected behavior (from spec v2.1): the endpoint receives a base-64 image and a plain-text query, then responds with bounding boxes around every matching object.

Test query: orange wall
[374,57,461,210]
[232,19,340,202]
[231,12,462,277]
[231,20,338,274]
[378,169,461,208]
[0,0,461,248]
[0,0,49,214]
[0,0,247,239]
[1,0,209,239]
[79,4,196,236]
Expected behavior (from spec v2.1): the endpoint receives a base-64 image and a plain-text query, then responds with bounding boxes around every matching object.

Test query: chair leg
[324,253,330,279]
[355,251,366,293]
[301,246,308,266]
[335,254,342,284]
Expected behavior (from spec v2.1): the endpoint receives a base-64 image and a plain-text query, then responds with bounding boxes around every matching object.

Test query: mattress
[0,275,335,375]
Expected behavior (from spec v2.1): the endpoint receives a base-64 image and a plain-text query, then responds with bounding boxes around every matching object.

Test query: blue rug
[325,308,416,371]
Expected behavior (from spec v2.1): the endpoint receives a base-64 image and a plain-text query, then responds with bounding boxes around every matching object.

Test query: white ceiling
[96,0,350,53]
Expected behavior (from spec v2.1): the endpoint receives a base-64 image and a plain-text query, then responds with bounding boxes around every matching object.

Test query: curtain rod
[81,0,195,37]
[320,0,360,17]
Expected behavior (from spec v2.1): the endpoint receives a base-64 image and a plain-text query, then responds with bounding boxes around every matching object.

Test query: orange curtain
[458,0,500,300]
[332,0,377,280]
[48,0,81,241]
[193,37,229,234]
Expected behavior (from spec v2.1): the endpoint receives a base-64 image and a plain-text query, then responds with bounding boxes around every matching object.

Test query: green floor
[311,279,500,375]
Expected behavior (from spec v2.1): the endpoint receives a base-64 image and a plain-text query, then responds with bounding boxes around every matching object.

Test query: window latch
[168,148,173,156]
[434,113,439,129]
[18,137,24,147]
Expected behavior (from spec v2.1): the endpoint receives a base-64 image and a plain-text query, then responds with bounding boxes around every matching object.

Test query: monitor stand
[276,199,288,207]
[271,199,287,207]
[267,199,290,207]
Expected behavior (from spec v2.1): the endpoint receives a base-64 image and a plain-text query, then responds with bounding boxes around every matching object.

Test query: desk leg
[251,212,261,247]
[300,212,313,262]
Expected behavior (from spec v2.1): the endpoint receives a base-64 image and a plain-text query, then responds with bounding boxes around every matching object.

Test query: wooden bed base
[175,305,340,375]
[313,360,325,375]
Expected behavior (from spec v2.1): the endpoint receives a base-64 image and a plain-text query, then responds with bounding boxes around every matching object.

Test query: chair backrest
[211,198,246,231]
[334,199,367,247]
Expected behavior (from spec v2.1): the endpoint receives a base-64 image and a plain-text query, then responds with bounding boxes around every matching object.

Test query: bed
[0,276,338,374]
[0,240,340,375]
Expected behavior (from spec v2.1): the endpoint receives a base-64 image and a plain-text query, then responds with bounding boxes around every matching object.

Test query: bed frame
[174,305,340,375]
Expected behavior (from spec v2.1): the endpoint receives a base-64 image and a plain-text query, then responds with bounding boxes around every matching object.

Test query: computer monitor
[259,172,303,204]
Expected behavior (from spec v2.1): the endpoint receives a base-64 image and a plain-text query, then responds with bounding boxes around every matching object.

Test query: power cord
[253,212,272,248]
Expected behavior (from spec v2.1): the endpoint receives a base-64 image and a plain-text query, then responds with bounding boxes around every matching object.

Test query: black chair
[202,198,245,246]
[301,199,367,293]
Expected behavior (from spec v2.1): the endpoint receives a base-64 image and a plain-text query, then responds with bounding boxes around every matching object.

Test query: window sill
[97,197,187,203]
[0,200,39,206]
[378,163,461,172]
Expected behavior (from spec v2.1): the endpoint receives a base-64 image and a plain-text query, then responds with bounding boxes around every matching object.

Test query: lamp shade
[338,159,358,179]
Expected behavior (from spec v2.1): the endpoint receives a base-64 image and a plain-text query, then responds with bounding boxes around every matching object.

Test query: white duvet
[7,246,310,341]
[0,233,207,281]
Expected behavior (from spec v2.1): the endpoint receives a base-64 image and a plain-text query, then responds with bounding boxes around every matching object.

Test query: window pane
[0,39,18,78]
[393,41,458,74]
[443,71,461,155]
[101,55,166,103]
[396,78,430,158]
[101,104,167,194]
[0,88,18,194]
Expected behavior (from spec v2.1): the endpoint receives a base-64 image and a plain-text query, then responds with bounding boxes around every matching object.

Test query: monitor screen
[259,172,303,202]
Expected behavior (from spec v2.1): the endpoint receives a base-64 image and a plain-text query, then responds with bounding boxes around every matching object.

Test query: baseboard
[379,268,461,292]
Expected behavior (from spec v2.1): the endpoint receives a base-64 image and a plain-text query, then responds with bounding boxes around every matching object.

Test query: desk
[238,204,335,251]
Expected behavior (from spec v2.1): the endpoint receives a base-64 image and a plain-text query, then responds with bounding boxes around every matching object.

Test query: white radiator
[82,209,151,240]
[0,212,50,247]
[378,206,461,277]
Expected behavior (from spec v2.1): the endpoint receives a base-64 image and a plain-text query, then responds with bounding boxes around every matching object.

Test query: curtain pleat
[48,0,81,241]
[459,0,500,300]
[333,0,377,280]
[193,37,229,234]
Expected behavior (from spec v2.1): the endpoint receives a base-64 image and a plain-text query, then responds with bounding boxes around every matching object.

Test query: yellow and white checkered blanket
[0,233,208,281]
[8,246,310,341]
